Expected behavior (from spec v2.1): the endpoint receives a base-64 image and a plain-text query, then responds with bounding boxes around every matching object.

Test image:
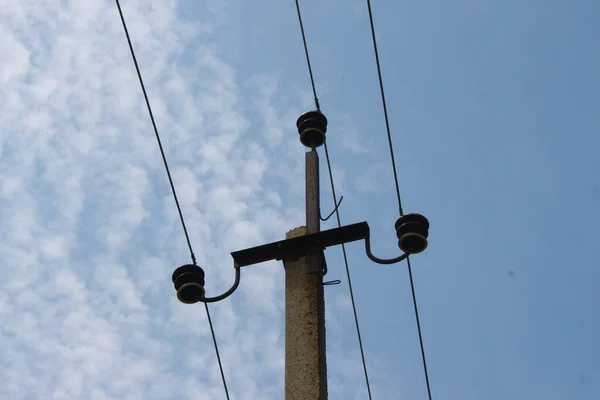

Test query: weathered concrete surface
[284,226,327,400]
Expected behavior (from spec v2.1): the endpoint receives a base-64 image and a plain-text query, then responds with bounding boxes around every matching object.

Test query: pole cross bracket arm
[230,221,415,268]
[231,222,369,267]
[172,217,429,305]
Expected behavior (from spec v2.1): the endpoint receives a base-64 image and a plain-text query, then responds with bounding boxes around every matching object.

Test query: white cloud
[0,0,397,398]
[356,161,387,193]
[40,234,68,259]
[332,114,371,154]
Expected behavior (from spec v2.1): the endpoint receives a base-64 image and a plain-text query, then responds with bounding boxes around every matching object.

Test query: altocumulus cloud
[0,1,394,399]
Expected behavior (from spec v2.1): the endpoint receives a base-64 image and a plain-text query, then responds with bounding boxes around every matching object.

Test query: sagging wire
[114,2,230,398]
[364,1,433,398]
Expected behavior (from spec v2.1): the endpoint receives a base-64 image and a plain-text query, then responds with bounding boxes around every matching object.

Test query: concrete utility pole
[284,148,327,400]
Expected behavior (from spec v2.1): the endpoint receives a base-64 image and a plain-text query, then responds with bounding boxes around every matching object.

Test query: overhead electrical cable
[323,142,373,400]
[364,1,433,398]
[294,0,321,112]
[293,0,373,398]
[114,1,230,398]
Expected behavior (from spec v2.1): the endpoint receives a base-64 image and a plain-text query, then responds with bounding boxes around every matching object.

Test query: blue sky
[1,0,599,399]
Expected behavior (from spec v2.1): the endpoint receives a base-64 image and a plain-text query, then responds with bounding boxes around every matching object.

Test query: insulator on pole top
[296,110,327,148]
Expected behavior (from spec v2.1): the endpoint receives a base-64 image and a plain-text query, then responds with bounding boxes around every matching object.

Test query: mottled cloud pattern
[0,1,392,399]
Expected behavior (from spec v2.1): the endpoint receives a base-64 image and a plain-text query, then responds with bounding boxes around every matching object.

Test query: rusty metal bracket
[230,222,369,267]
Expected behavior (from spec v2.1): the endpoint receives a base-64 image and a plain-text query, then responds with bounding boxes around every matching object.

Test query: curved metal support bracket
[174,219,425,304]
[364,234,408,265]
[200,264,241,303]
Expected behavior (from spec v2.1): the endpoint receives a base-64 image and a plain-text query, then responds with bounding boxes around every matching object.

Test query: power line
[115,1,196,266]
[113,2,230,398]
[205,302,230,398]
[293,1,373,398]
[364,0,404,217]
[323,142,373,400]
[364,1,433,398]
[294,0,320,112]
[406,257,432,400]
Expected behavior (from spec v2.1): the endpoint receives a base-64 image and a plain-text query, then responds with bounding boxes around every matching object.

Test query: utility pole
[170,109,430,400]
[283,146,327,399]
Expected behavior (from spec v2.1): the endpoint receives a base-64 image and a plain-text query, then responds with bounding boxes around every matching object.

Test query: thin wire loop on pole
[114,1,230,398]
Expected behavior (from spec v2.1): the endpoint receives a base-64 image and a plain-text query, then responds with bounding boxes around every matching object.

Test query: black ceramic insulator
[296,110,327,148]
[172,264,205,287]
[177,283,205,304]
[172,264,206,304]
[396,221,429,239]
[395,213,430,254]
[394,213,430,231]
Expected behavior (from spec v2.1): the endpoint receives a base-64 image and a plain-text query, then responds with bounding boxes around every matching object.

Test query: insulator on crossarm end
[172,264,206,304]
[395,213,429,254]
